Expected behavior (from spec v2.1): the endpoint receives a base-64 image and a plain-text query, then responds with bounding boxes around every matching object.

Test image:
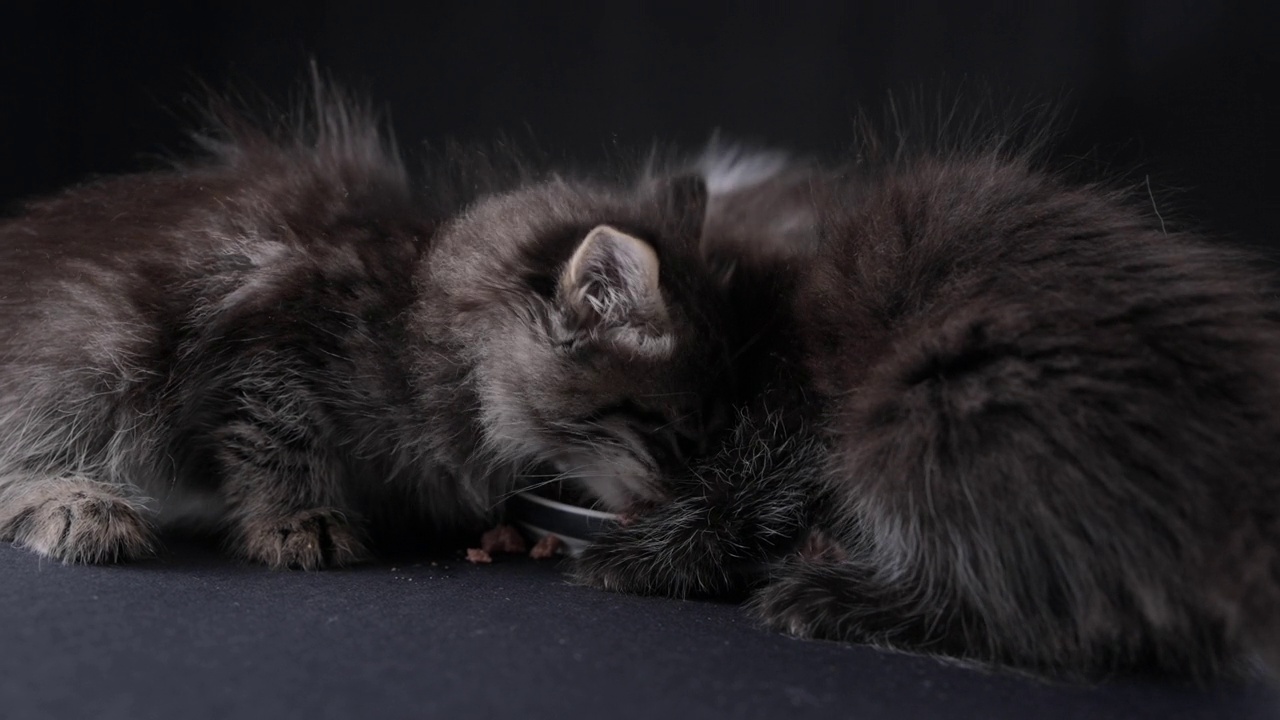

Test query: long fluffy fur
[0,83,453,565]
[575,113,1280,683]
[0,79,773,568]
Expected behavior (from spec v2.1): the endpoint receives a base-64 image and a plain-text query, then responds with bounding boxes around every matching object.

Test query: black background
[2,2,1276,253]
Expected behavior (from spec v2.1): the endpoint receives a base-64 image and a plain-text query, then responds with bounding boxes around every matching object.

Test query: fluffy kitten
[0,87,745,568]
[574,129,1280,682]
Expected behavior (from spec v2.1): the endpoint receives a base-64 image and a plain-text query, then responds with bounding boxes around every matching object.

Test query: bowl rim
[515,489,619,520]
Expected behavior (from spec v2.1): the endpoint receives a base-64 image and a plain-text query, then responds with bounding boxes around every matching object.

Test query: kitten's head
[426,172,736,511]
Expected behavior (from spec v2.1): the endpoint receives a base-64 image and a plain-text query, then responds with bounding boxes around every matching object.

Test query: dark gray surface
[2,542,1277,720]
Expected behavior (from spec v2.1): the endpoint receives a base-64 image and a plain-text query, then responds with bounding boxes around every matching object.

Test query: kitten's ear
[559,225,670,348]
[653,174,735,285]
[654,174,709,242]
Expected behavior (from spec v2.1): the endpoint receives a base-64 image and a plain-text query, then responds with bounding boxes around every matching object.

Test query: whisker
[652,410,698,434]
[490,475,566,507]
[488,456,608,508]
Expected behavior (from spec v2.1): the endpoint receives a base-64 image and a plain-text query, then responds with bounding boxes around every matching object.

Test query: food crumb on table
[529,534,564,560]
[480,524,527,554]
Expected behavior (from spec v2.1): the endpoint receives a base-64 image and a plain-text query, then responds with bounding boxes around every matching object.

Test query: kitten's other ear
[652,173,737,286]
[653,173,709,242]
[559,225,671,350]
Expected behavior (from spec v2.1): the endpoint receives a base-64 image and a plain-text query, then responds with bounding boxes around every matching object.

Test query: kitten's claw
[238,508,368,570]
[0,482,155,563]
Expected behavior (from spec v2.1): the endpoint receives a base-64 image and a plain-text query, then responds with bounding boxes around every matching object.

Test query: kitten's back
[802,151,1280,678]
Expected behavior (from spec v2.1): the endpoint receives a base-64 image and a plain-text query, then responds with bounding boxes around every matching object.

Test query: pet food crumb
[529,534,564,560]
[480,524,527,555]
[465,548,492,564]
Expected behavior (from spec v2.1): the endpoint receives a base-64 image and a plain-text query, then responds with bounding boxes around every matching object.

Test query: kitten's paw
[749,561,856,641]
[0,482,155,563]
[237,508,369,570]
[751,560,962,660]
[573,530,748,598]
[572,538,674,595]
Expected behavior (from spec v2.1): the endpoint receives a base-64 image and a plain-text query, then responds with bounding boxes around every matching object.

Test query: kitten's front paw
[572,537,672,595]
[749,561,854,641]
[0,482,155,563]
[573,528,749,598]
[237,508,368,570]
[751,559,958,660]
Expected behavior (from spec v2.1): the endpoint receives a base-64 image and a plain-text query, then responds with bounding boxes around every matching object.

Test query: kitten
[573,128,1280,682]
[0,85,744,568]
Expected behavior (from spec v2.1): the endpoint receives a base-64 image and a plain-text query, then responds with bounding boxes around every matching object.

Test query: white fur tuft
[696,141,794,196]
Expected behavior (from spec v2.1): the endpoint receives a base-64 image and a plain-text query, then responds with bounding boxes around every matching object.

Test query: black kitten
[574,131,1280,682]
[0,85,752,567]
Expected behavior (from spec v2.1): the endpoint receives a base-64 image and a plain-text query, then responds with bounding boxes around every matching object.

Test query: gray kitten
[0,87,755,568]
[574,125,1280,682]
